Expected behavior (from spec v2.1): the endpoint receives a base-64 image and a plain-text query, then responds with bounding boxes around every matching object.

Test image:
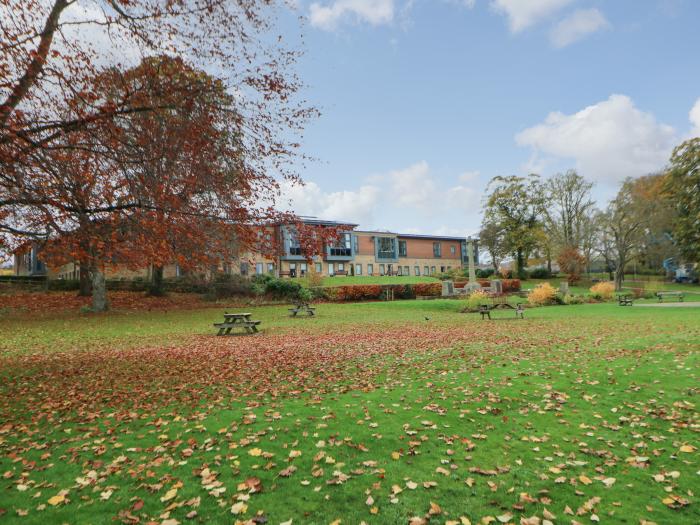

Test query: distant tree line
[480,138,700,290]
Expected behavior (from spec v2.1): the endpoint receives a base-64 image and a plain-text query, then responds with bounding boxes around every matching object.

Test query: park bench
[478,302,524,320]
[289,302,316,317]
[213,312,261,335]
[656,291,684,302]
[617,294,633,306]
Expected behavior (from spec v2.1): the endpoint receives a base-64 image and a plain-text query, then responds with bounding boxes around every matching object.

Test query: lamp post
[467,236,477,284]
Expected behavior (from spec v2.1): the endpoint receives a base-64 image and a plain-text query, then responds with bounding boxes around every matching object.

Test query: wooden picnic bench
[656,291,684,302]
[213,312,261,335]
[478,302,524,320]
[288,302,316,317]
[618,294,633,306]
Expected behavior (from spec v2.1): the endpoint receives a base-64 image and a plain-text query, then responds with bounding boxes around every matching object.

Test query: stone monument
[464,236,481,294]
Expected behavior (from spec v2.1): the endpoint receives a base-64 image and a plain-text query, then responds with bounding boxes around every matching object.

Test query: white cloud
[458,170,481,183]
[279,180,381,224]
[389,161,437,210]
[490,0,575,32]
[690,98,700,137]
[516,94,677,182]
[550,8,609,48]
[309,0,395,30]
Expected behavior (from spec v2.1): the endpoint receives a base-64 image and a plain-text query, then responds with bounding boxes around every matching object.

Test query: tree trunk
[516,249,526,279]
[148,265,165,296]
[90,268,109,311]
[78,261,92,296]
[614,265,624,292]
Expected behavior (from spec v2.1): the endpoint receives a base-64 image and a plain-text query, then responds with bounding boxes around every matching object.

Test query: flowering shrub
[466,290,489,310]
[413,283,442,297]
[528,282,557,306]
[589,281,615,300]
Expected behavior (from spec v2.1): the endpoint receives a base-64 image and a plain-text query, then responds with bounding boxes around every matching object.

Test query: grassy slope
[0,301,698,524]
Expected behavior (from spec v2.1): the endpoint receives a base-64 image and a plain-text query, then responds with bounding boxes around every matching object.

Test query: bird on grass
[424,316,431,321]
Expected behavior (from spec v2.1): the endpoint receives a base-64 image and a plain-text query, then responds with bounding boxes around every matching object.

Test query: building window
[256,263,264,275]
[289,262,297,278]
[404,266,409,275]
[397,266,403,276]
[267,263,275,274]
[328,263,334,276]
[398,240,407,257]
[377,237,395,259]
[353,235,359,254]
[329,233,352,257]
[368,264,374,275]
[355,264,362,275]
[441,266,446,273]
[433,242,441,257]
[240,262,250,276]
[424,265,429,275]
[379,264,385,276]
[315,262,322,273]
[387,264,393,275]
[431,266,436,274]
[300,262,307,276]
[337,263,345,272]
[450,245,456,255]
[414,266,420,276]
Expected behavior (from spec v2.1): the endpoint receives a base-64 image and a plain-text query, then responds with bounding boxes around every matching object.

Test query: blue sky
[277,0,700,236]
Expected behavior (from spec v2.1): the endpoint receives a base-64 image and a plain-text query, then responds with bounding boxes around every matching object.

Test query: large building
[13,218,477,279]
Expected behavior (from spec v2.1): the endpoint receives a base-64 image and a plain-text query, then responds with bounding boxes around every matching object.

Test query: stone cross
[466,236,477,284]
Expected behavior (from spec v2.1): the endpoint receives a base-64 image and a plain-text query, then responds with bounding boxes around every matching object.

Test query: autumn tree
[664,138,700,261]
[1,1,313,245]
[600,177,657,291]
[482,174,543,279]
[1,1,323,310]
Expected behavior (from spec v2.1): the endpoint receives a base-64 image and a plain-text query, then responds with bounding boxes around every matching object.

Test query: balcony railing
[329,247,352,257]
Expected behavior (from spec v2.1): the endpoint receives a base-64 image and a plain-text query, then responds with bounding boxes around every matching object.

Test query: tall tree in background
[543,170,596,250]
[665,138,700,261]
[600,177,656,291]
[1,0,313,248]
[478,218,506,271]
[482,175,543,279]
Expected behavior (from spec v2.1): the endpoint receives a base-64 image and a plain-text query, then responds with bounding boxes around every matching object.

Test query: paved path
[634,302,700,308]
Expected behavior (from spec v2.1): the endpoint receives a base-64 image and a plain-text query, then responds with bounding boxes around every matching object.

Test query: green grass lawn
[0,300,698,524]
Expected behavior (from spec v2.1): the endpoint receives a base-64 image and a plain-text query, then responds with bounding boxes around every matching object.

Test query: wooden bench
[289,302,316,317]
[479,302,524,320]
[214,312,261,335]
[618,294,633,306]
[656,291,684,302]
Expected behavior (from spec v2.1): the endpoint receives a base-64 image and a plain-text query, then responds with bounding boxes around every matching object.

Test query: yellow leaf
[47,494,66,506]
[289,450,302,458]
[230,502,248,515]
[370,507,379,515]
[248,448,262,457]
[160,488,177,502]
[579,474,592,485]
[496,512,512,523]
[460,518,472,525]
[391,451,400,460]
[679,445,695,453]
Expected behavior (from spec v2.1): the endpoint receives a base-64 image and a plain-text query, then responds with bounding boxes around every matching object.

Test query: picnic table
[618,294,633,306]
[478,298,524,320]
[656,291,684,302]
[288,302,316,317]
[213,312,261,335]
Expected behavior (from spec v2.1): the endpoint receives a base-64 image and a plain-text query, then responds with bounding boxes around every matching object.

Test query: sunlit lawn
[0,300,698,524]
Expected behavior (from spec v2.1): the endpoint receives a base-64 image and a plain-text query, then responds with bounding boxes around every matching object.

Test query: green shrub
[528,268,552,279]
[465,289,489,311]
[263,277,303,300]
[476,268,495,278]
